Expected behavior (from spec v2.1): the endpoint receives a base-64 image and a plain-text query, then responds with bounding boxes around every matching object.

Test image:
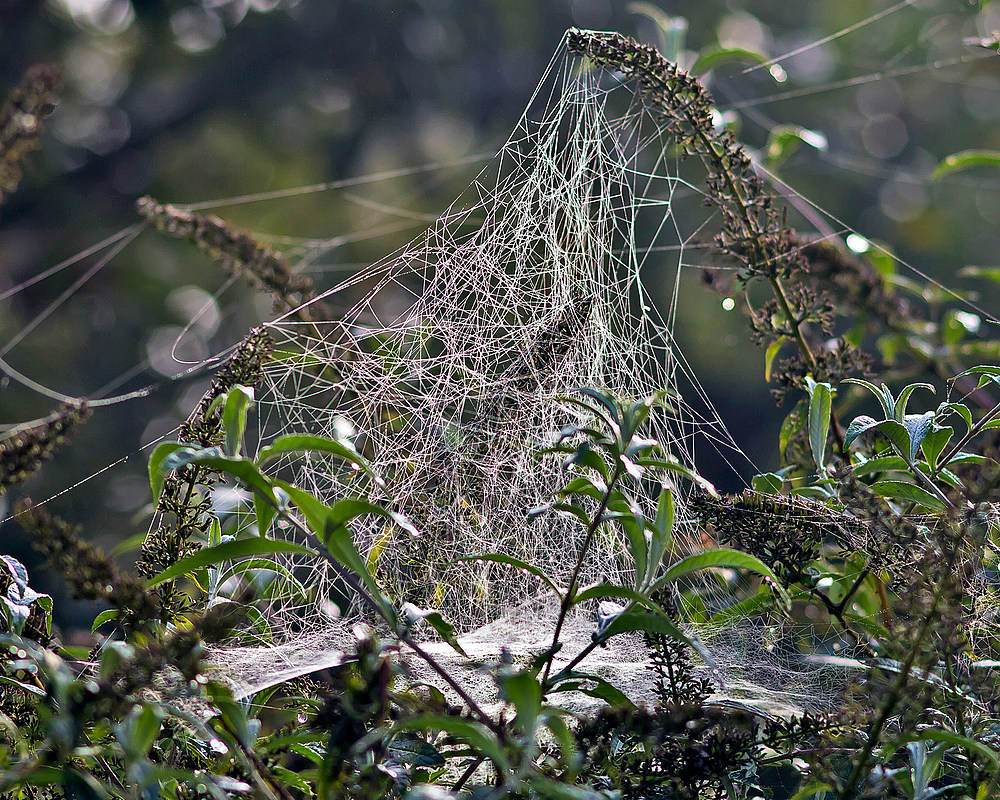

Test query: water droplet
[209,738,229,754]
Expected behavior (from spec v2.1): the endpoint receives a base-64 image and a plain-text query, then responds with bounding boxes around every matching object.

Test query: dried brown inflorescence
[0,401,90,494]
[15,499,164,631]
[137,328,273,589]
[137,196,329,322]
[690,489,864,585]
[567,29,804,282]
[567,29,859,425]
[0,64,61,207]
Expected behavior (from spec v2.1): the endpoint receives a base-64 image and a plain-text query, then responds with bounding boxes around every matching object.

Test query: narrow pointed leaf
[146,538,315,589]
[402,603,467,657]
[222,385,254,457]
[843,378,895,418]
[644,486,674,587]
[932,149,1000,179]
[148,442,197,500]
[256,434,383,486]
[894,382,934,421]
[871,480,948,511]
[903,411,935,462]
[549,671,635,708]
[764,336,788,382]
[452,554,562,598]
[805,377,833,470]
[910,729,1000,767]
[634,456,717,496]
[654,548,791,611]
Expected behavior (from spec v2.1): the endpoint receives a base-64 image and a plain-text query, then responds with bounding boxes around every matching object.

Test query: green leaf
[573,582,666,609]
[938,402,973,433]
[908,729,1000,768]
[894,382,934,421]
[764,336,788,382]
[903,411,935,462]
[549,671,636,709]
[497,669,543,733]
[0,555,28,592]
[549,501,595,529]
[788,779,836,800]
[564,388,621,435]
[391,714,509,773]
[222,385,254,457]
[145,538,316,589]
[527,775,613,800]
[764,125,828,169]
[558,475,607,500]
[0,674,45,697]
[452,554,561,598]
[148,442,196,501]
[691,46,769,76]
[953,364,1000,391]
[959,265,1000,285]
[33,594,52,637]
[621,394,658,445]
[843,611,890,642]
[643,486,674,588]
[920,425,953,474]
[91,609,118,632]
[204,681,255,749]
[254,490,279,539]
[633,456,717,496]
[779,399,807,460]
[871,480,948,511]
[844,416,911,459]
[61,766,111,800]
[843,378,896,418]
[224,557,308,601]
[162,449,277,504]
[386,733,445,767]
[596,608,714,666]
[752,472,784,494]
[402,603,467,657]
[116,704,163,760]
[805,376,833,471]
[850,455,910,476]
[276,481,397,620]
[256,433,383,487]
[607,491,647,584]
[654,548,791,611]
[932,149,1000,179]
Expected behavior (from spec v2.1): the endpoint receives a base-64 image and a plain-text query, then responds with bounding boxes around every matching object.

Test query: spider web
[11,4,986,718]
[209,30,856,715]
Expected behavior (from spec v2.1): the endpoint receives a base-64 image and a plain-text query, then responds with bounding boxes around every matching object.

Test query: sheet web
[209,33,853,715]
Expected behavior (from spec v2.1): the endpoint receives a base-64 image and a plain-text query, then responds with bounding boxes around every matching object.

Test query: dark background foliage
[2,0,999,633]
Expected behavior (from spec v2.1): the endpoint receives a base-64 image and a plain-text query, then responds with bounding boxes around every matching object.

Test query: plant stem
[540,462,622,690]
[939,396,1000,469]
[837,555,951,800]
[278,508,496,728]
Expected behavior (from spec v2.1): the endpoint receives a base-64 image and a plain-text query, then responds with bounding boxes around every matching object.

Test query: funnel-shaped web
[211,31,853,717]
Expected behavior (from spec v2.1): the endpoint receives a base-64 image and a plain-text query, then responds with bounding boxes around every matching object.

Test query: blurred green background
[3,0,1000,631]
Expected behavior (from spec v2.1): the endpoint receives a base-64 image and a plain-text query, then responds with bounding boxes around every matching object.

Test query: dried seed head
[0,64,61,206]
[137,196,329,321]
[0,401,90,493]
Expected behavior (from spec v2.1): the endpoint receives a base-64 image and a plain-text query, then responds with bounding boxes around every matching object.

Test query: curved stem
[540,462,623,690]
[276,507,497,728]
